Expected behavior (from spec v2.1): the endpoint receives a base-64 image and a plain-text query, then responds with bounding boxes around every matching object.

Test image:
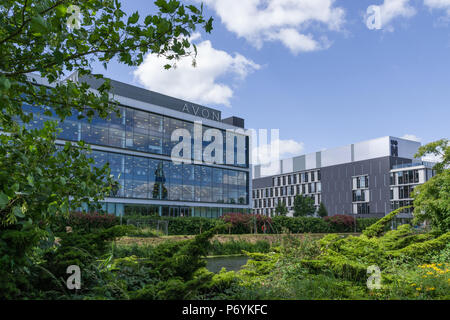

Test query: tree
[0,0,213,298]
[275,200,288,216]
[293,195,315,217]
[412,139,449,234]
[317,202,328,217]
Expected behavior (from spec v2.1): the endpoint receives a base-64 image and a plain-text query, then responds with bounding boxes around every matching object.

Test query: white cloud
[133,34,260,106]
[200,0,345,54]
[424,0,450,15]
[253,138,304,176]
[252,139,305,166]
[401,134,421,142]
[421,153,443,163]
[365,0,416,30]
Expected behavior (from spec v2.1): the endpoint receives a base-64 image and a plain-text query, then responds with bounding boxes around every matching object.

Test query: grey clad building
[23,73,251,218]
[252,136,435,220]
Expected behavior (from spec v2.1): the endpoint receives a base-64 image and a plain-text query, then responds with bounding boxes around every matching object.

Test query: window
[398,171,404,184]
[414,170,419,183]
[356,203,370,214]
[352,190,365,202]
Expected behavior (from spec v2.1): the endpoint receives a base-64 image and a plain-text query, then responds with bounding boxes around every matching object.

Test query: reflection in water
[205,255,248,274]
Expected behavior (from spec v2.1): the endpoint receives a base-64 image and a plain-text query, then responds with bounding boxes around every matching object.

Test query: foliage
[126,227,165,238]
[293,195,315,217]
[415,138,449,174]
[323,215,356,232]
[412,139,449,233]
[412,170,450,234]
[208,240,271,256]
[317,202,328,217]
[432,242,450,264]
[275,200,288,216]
[53,211,120,233]
[129,226,224,299]
[362,206,409,237]
[0,125,113,298]
[220,213,272,234]
[223,216,450,300]
[118,215,380,235]
[0,0,213,299]
[271,216,332,233]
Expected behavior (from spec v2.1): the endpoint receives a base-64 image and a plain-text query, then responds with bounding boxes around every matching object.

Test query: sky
[91,0,450,162]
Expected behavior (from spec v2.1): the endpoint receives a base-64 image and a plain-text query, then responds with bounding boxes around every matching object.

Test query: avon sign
[181,103,221,121]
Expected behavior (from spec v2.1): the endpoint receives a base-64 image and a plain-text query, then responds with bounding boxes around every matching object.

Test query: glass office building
[23,74,251,218]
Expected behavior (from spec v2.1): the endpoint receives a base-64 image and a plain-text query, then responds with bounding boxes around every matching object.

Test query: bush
[324,215,355,232]
[119,215,380,236]
[221,213,272,234]
[53,212,120,233]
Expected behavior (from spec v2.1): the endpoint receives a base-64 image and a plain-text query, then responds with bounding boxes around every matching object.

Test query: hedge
[121,214,380,235]
[53,212,120,233]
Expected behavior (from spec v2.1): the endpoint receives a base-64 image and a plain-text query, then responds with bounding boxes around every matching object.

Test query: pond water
[205,255,248,273]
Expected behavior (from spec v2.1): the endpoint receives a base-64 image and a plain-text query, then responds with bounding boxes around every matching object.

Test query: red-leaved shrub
[220,213,272,234]
[323,214,356,232]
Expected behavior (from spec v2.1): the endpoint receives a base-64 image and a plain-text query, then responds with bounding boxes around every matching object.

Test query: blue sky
[92,0,450,158]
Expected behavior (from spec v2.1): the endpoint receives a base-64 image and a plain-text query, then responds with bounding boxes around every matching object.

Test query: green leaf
[128,11,139,24]
[0,77,11,91]
[30,15,47,34]
[27,175,34,187]
[13,206,25,218]
[55,5,67,18]
[0,192,9,209]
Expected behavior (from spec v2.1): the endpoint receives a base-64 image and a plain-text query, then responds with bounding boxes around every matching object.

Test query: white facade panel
[353,136,390,161]
[305,153,317,170]
[282,158,294,174]
[395,137,421,159]
[419,169,425,183]
[321,145,352,167]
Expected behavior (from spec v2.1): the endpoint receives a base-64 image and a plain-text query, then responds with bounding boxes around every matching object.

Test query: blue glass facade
[22,101,250,218]
[23,104,248,168]
[87,150,248,204]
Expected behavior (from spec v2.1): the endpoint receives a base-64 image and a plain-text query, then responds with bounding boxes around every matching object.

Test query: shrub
[220,213,272,234]
[53,211,120,233]
[324,215,355,232]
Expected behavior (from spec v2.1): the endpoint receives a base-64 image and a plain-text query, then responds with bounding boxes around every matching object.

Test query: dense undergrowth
[1,208,448,300]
